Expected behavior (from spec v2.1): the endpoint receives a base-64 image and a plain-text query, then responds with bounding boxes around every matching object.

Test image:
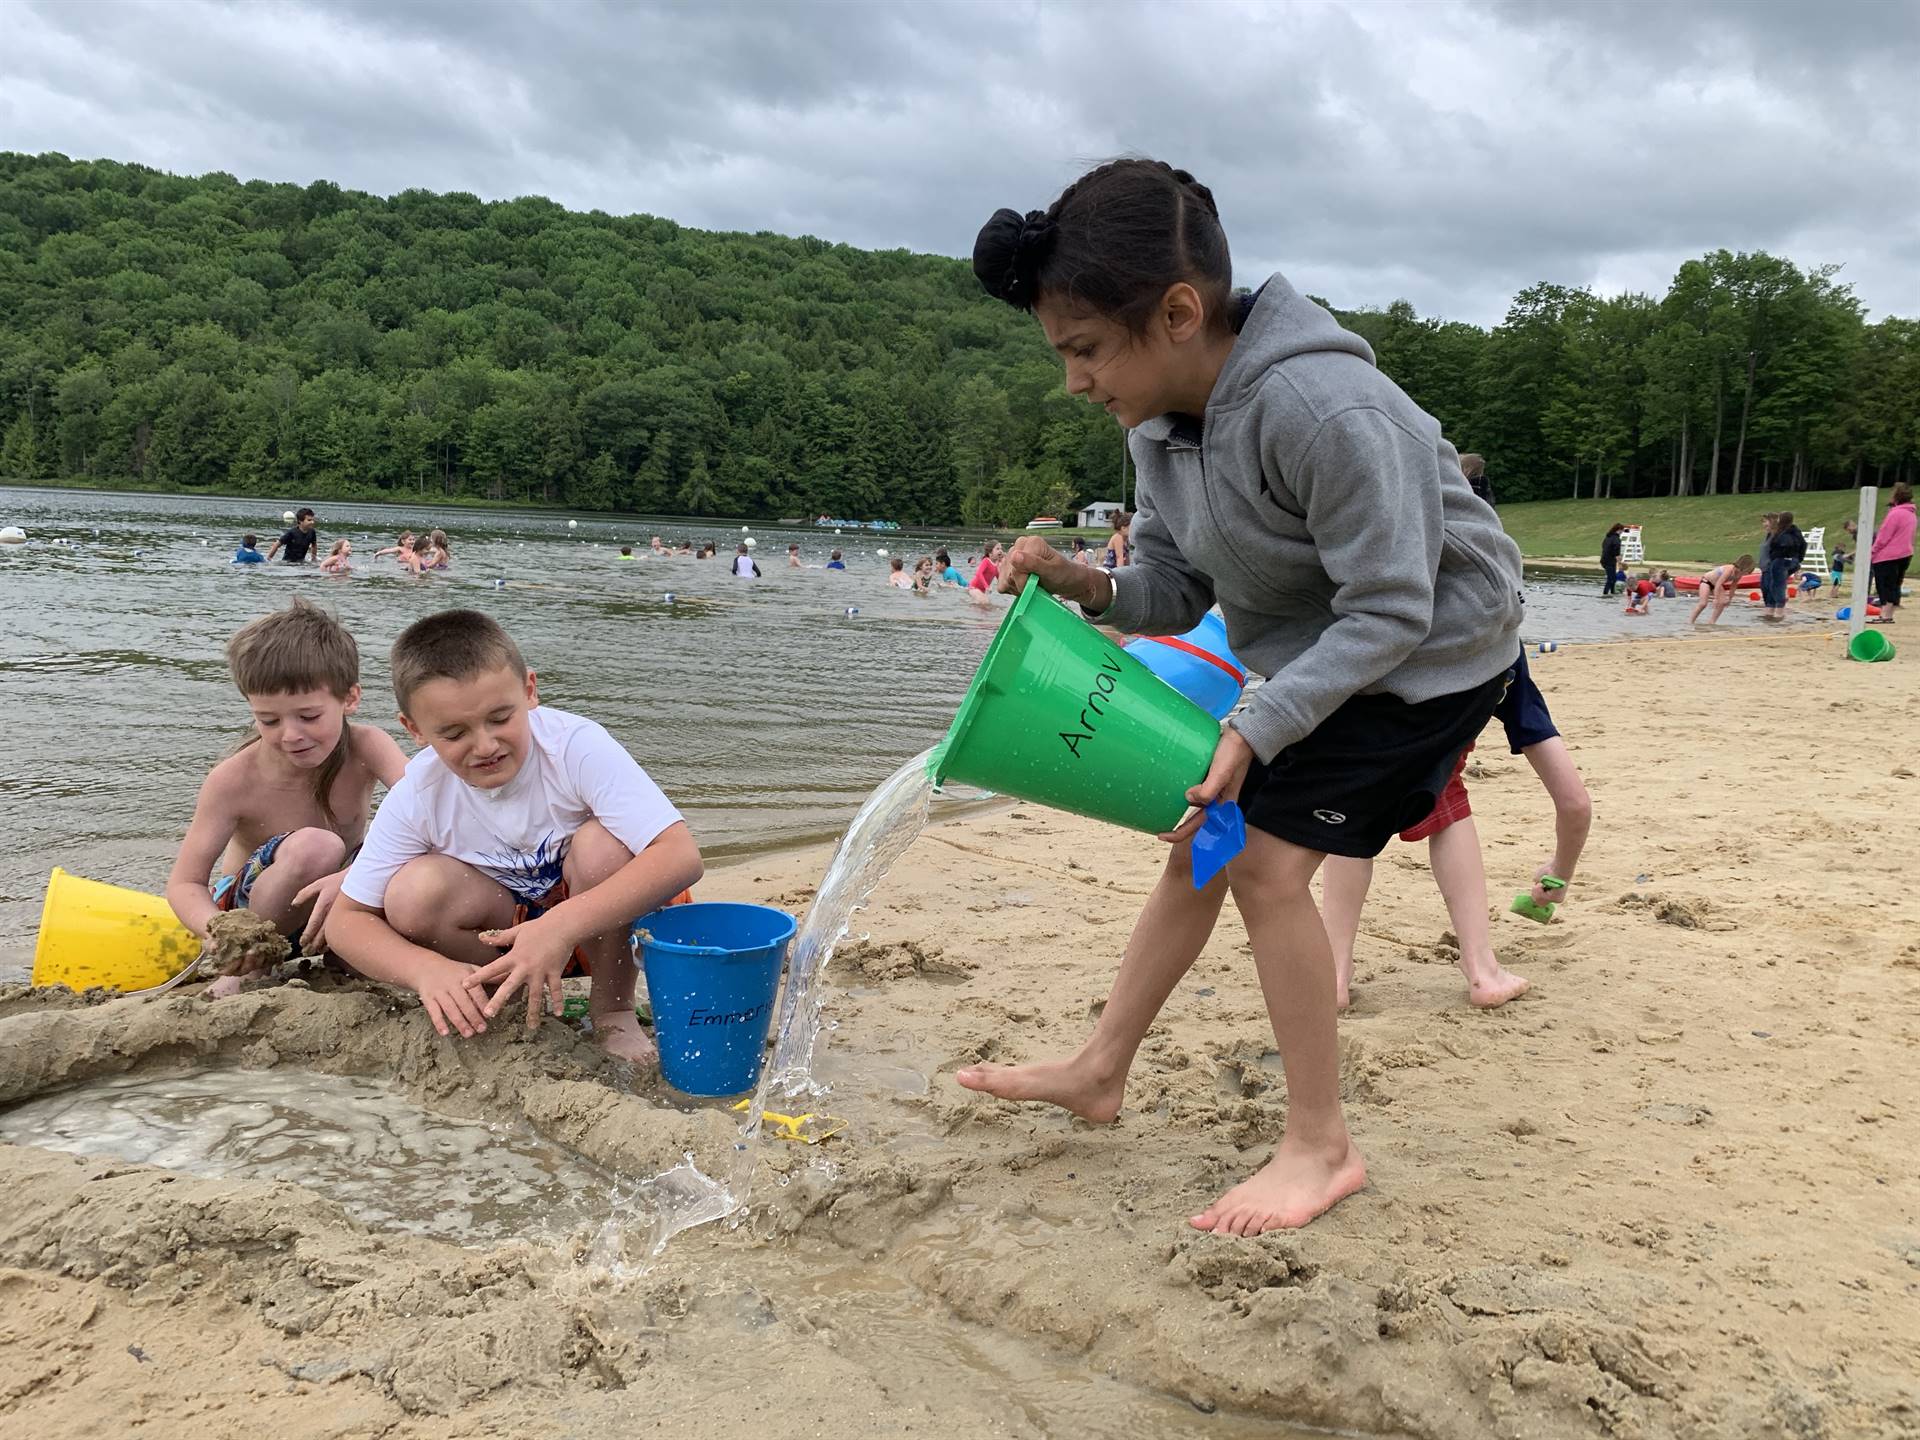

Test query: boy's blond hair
[1457,452,1486,480]
[227,598,359,699]
[390,609,527,711]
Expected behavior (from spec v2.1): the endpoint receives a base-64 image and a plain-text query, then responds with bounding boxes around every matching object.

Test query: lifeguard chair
[1619,525,1644,566]
[1801,526,1829,577]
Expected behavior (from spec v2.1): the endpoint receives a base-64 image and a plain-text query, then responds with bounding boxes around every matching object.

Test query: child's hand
[418,958,490,1039]
[1000,538,1093,604]
[463,919,572,1031]
[1160,728,1255,844]
[293,871,346,955]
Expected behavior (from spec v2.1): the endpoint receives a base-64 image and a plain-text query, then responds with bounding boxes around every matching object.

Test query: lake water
[0,485,1812,976]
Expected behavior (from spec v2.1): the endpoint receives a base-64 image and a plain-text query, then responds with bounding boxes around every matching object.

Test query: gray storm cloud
[3,0,1915,325]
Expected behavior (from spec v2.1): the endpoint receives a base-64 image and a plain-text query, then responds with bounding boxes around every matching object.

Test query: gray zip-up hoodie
[1102,273,1524,763]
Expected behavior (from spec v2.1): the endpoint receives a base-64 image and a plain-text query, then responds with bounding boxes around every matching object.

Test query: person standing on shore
[1600,524,1623,595]
[1754,512,1777,604]
[1762,512,1805,622]
[1458,452,1496,508]
[1868,483,1915,623]
[957,158,1522,1234]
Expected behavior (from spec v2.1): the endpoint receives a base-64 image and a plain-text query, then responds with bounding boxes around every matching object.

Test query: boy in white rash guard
[328,609,702,1061]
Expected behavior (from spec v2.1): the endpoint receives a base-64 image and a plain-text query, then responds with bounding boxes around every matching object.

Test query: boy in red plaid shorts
[1321,740,1531,1011]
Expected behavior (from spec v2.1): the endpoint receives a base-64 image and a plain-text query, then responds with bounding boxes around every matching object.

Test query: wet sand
[2,626,1917,1437]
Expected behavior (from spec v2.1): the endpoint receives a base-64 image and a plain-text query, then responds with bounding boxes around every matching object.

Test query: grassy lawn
[1019,493,1882,566]
[1493,493,1873,566]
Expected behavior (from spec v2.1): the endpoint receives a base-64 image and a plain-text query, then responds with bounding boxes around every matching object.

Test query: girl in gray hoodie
[953,158,1525,1236]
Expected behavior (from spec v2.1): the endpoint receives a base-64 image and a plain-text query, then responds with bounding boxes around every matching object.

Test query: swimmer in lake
[376,532,425,578]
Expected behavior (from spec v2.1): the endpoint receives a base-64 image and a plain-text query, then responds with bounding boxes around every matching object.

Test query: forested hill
[1,152,1914,521]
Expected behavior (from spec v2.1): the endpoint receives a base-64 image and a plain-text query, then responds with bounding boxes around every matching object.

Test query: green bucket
[930,578,1222,833]
[1848,629,1895,663]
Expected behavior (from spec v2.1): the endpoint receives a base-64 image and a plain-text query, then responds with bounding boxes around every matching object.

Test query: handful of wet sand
[204,910,292,976]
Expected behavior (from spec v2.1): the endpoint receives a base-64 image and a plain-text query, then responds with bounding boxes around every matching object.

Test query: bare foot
[954,1056,1124,1123]
[591,1009,658,1065]
[205,973,247,999]
[1189,1136,1367,1235]
[1466,965,1530,1008]
[1530,863,1567,910]
[1334,952,1354,1012]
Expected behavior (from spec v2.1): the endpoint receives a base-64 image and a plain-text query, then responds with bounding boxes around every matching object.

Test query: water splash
[764,746,940,1096]
[640,747,939,1253]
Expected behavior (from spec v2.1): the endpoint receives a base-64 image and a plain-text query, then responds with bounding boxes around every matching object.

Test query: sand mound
[204,908,293,975]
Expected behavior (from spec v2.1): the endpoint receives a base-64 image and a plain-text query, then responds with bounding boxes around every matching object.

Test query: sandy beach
[3,624,1917,1439]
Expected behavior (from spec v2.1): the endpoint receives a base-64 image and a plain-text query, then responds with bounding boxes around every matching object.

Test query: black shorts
[1493,647,1559,754]
[1237,669,1511,860]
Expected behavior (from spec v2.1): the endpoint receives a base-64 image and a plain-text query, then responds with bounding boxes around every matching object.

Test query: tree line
[1,153,1914,521]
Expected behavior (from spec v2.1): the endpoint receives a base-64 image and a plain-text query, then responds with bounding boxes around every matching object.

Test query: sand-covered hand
[466,921,570,1030]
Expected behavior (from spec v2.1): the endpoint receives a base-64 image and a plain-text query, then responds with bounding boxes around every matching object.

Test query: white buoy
[744,537,757,549]
[0,526,26,545]
[741,525,749,533]
[876,548,888,557]
[283,510,296,523]
[568,520,578,530]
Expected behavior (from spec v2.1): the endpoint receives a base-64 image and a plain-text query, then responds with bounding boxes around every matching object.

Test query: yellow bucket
[31,867,201,992]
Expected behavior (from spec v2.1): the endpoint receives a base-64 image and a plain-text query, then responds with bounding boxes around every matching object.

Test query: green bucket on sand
[929,578,1221,834]
[1848,629,1895,663]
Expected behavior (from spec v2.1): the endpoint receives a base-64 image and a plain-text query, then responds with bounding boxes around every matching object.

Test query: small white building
[1079,500,1124,529]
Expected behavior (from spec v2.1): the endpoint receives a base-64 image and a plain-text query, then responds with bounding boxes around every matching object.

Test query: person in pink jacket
[1869,483,1915,624]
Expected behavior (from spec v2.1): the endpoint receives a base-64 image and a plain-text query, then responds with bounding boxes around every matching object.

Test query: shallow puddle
[0,1068,615,1244]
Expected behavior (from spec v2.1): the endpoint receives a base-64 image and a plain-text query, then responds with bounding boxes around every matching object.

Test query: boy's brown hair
[225,599,360,826]
[390,609,527,711]
[227,597,359,699]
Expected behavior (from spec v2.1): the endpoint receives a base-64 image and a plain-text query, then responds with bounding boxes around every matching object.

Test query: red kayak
[1674,571,1765,592]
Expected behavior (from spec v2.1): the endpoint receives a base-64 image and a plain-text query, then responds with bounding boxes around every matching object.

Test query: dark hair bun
[1167,167,1219,220]
[973,207,1057,309]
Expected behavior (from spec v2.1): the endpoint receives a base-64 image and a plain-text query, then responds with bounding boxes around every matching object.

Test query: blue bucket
[1125,612,1249,721]
[635,902,797,1096]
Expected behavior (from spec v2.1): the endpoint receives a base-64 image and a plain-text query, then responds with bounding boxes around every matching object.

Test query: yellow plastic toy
[31,867,200,992]
[730,1098,847,1144]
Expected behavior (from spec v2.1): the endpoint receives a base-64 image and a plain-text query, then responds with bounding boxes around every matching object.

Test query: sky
[5,0,1918,328]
